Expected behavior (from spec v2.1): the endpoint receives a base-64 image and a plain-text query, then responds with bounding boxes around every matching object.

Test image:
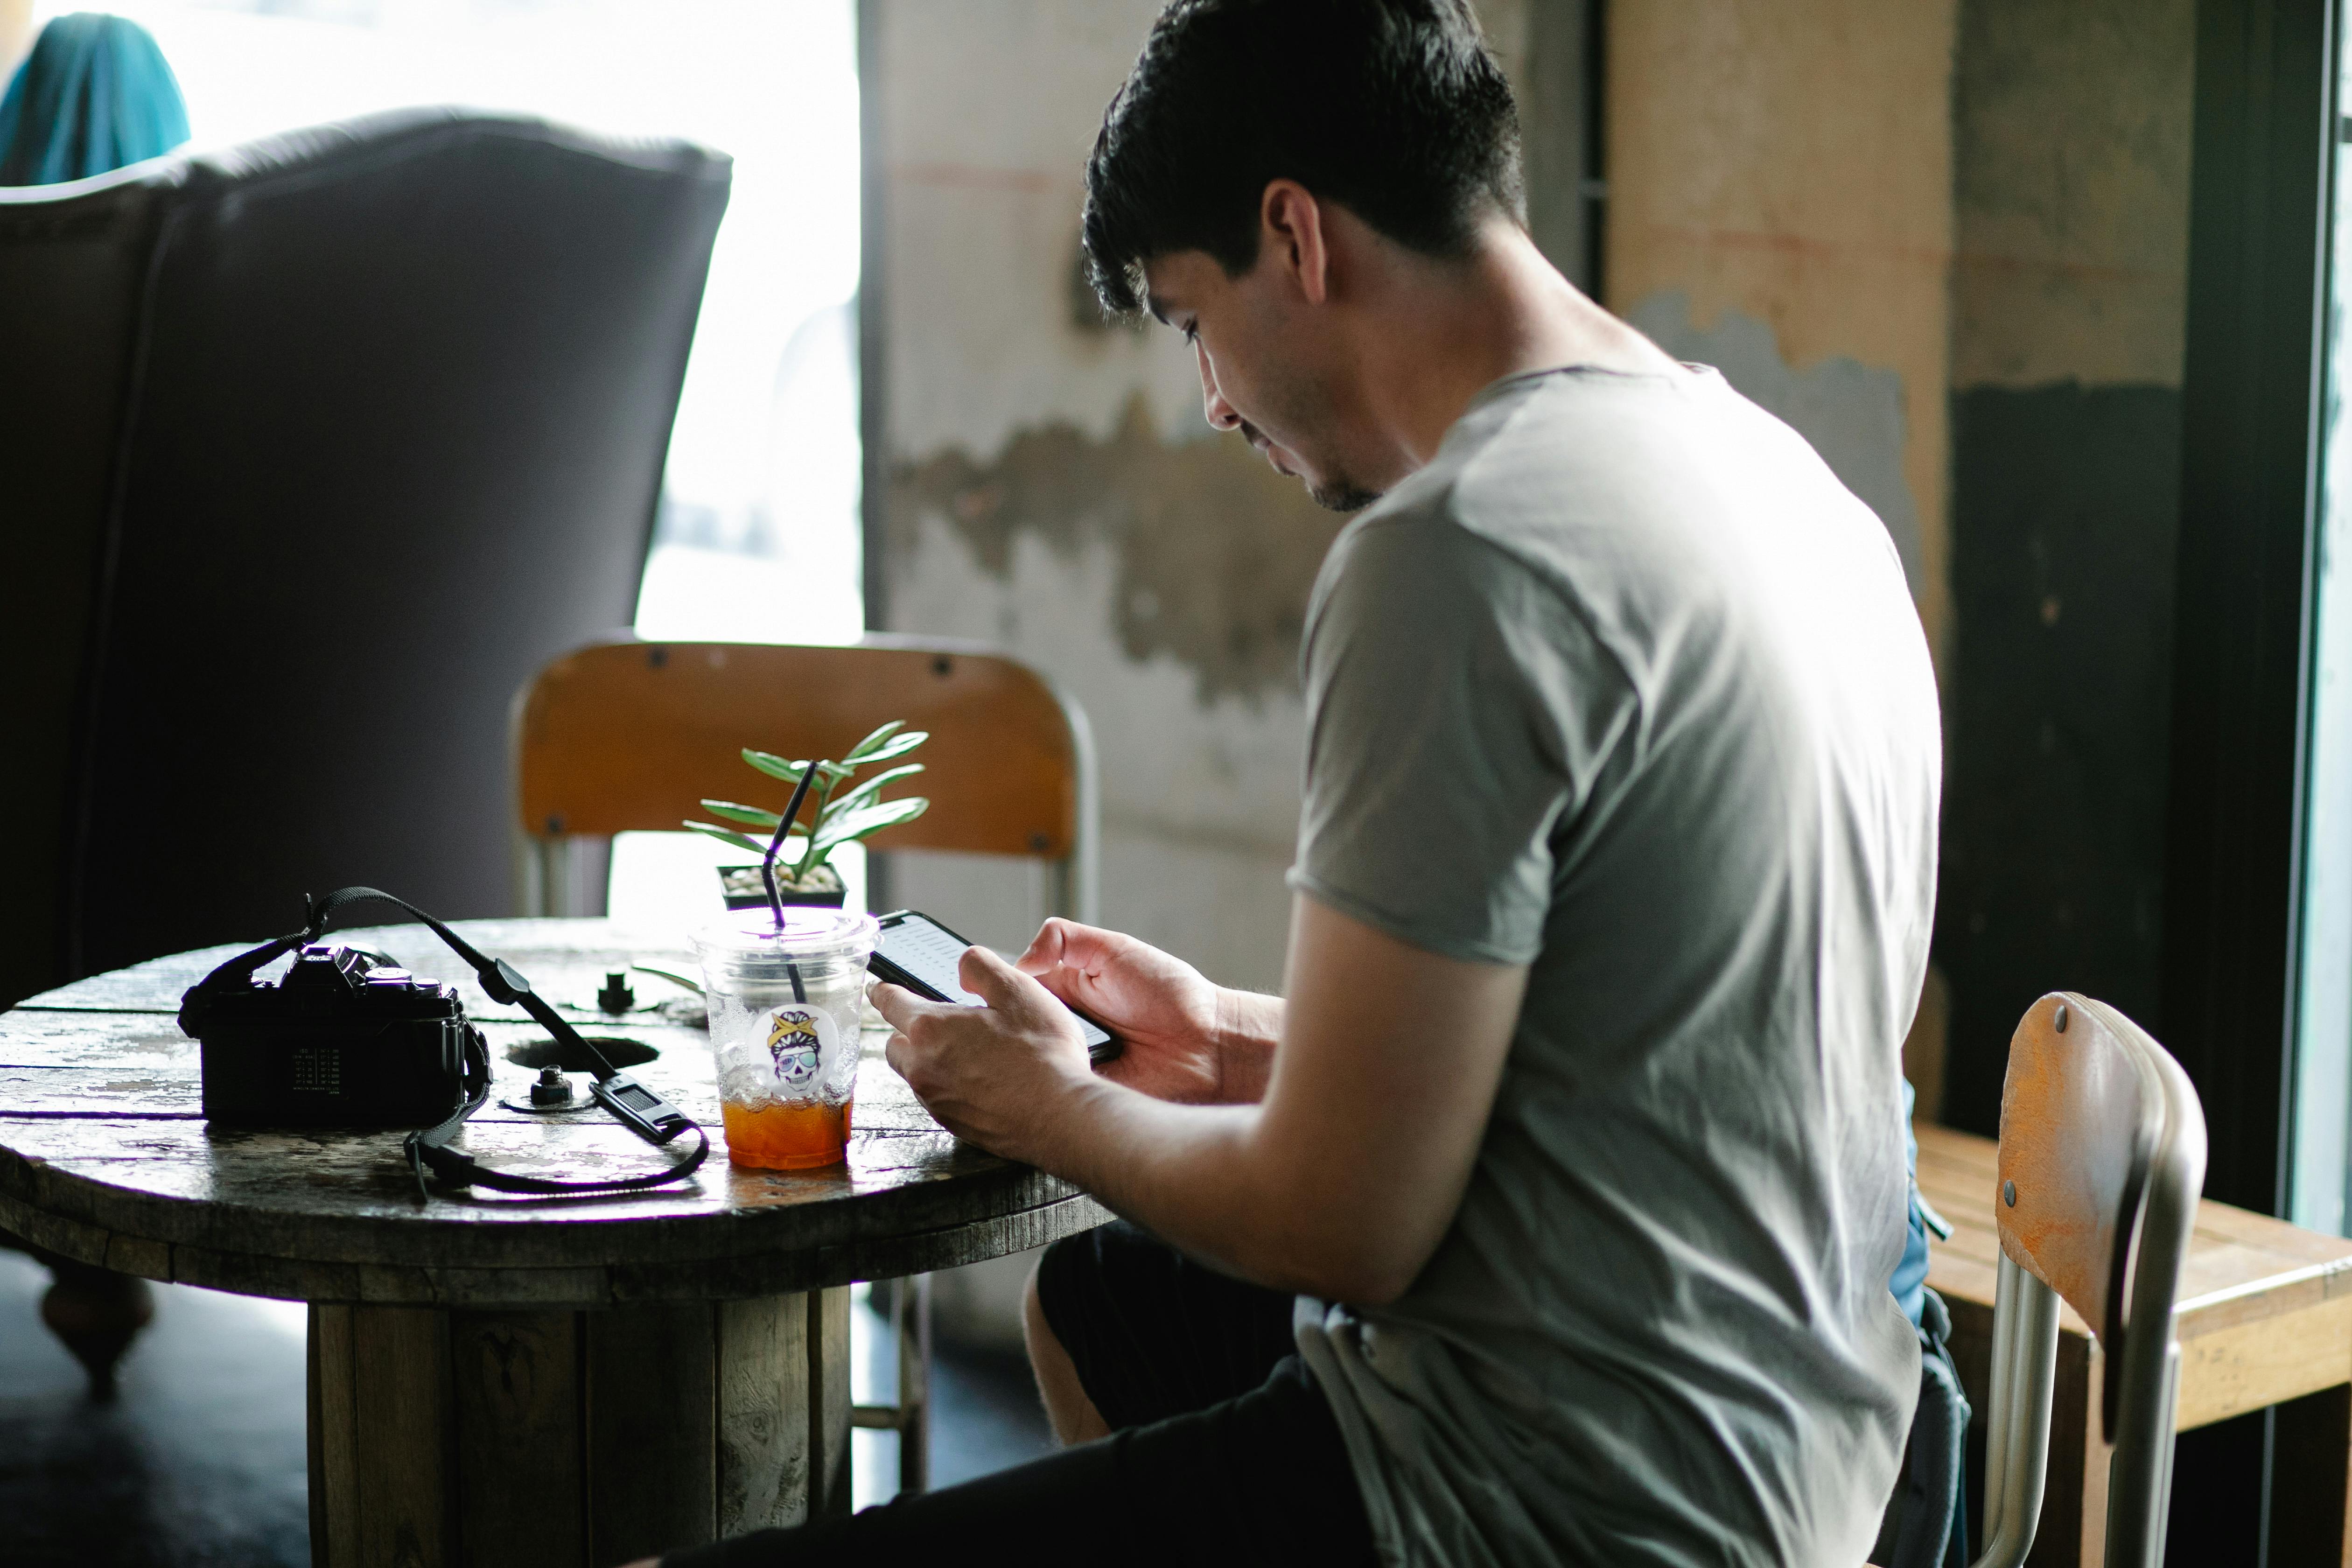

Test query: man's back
[1290,364,1939,1567]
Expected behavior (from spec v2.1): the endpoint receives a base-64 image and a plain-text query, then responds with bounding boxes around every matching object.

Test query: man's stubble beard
[1307,477,1382,513]
[1252,361,1382,514]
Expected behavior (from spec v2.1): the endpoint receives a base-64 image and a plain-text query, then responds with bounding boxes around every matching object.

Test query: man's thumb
[958,943,1029,1008]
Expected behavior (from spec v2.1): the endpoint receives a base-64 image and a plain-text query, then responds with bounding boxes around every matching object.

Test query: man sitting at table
[648,0,1937,1563]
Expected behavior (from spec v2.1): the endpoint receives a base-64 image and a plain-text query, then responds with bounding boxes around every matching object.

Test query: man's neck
[1351,219,1680,482]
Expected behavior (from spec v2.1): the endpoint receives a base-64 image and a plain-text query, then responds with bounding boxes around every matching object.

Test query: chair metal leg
[1971,1254,2060,1568]
[897,1274,931,1493]
[849,1274,932,1496]
[1981,1255,2021,1548]
[1047,680,1100,928]
[514,833,550,917]
[513,833,612,918]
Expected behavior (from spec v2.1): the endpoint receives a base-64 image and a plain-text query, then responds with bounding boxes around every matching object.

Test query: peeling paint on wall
[1606,0,1957,666]
[887,504,1310,986]
[1629,291,1924,596]
[891,397,1347,705]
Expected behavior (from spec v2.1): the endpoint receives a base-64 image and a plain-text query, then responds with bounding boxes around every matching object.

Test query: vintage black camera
[178,887,703,1196]
[189,941,483,1127]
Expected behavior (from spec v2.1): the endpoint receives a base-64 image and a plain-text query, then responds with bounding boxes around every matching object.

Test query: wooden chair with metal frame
[510,632,1102,1493]
[1965,992,2207,1568]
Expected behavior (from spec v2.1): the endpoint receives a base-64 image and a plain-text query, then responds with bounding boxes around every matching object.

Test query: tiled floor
[0,1253,1053,1567]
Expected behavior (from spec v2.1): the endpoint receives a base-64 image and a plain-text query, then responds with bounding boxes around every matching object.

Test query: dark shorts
[662,1221,1375,1568]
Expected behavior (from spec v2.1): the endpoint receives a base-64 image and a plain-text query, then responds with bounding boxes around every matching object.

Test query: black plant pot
[717,864,847,911]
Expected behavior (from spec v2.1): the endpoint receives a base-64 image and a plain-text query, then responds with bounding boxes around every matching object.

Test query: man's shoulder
[1317,374,1622,582]
[1307,482,1557,648]
[1312,372,1704,625]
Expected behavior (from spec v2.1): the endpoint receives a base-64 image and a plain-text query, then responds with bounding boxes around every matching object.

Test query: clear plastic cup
[691,906,879,1170]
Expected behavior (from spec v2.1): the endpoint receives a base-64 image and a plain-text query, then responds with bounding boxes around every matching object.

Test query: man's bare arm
[877,895,1525,1304]
[1012,917,1286,1104]
[1207,987,1285,1103]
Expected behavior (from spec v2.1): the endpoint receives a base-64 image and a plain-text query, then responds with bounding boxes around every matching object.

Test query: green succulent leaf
[819,764,924,820]
[742,749,812,783]
[841,720,905,762]
[683,820,775,858]
[811,796,930,857]
[850,730,927,768]
[699,799,783,829]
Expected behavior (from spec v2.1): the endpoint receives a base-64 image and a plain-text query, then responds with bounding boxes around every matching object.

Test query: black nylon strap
[182,888,708,1199]
[303,887,629,1080]
[401,1033,709,1197]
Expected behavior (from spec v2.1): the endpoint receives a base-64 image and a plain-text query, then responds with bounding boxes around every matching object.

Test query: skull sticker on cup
[764,1004,836,1087]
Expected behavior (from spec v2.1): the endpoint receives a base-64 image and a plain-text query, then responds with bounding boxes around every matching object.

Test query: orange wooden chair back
[1997,995,2161,1362]
[1975,992,2205,1568]
[511,637,1098,918]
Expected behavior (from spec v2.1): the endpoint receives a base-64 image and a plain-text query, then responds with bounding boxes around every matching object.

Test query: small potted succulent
[686,721,931,910]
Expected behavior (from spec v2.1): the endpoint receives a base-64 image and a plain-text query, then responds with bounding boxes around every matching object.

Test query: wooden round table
[0,918,1109,1567]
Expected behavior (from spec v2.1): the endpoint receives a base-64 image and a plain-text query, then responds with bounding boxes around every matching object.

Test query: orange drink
[720,1096,854,1170]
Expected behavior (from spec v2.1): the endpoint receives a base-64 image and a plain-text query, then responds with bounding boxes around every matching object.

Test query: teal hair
[0,13,191,186]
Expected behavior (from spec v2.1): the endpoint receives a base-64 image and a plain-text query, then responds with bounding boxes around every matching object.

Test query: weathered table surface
[0,917,1112,1307]
[1919,1122,2352,1566]
[0,919,1113,1566]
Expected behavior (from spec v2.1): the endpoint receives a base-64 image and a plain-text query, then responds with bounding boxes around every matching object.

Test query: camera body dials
[192,942,482,1127]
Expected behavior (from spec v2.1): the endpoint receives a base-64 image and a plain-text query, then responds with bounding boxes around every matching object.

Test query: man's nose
[1196,342,1242,432]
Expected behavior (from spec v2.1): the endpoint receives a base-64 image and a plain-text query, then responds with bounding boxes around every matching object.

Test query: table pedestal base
[306,1288,854,1567]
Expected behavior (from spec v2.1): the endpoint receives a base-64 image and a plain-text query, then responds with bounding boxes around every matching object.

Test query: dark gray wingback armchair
[0,109,730,1004]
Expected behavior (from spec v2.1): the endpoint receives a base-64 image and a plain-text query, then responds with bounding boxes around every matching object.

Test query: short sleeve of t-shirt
[1288,503,1635,966]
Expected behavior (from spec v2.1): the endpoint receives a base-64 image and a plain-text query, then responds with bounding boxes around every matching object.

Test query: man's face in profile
[1142,249,1382,513]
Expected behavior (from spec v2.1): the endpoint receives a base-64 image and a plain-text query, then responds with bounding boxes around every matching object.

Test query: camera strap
[182,888,709,1199]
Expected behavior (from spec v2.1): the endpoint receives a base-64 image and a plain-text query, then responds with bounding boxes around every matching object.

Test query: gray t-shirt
[1288,365,1936,1568]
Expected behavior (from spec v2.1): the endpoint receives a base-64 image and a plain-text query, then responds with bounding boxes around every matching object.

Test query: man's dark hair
[1082,0,1525,316]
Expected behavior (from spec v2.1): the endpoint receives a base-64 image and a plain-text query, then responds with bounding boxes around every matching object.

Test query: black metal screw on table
[596,972,635,1013]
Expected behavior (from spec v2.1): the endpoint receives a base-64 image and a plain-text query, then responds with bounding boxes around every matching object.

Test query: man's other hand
[871,945,1097,1164]
[1015,919,1254,1103]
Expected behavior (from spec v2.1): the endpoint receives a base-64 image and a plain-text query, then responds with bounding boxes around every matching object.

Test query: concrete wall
[1605,0,1958,659]
[1933,0,2195,1135]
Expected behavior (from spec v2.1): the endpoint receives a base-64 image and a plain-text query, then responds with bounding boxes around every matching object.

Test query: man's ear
[1260,179,1330,306]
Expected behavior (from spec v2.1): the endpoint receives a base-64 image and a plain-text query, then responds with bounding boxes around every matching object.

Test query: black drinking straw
[760,761,819,1003]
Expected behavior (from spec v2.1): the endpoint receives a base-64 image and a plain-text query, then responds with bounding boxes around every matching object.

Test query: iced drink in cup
[692,907,879,1170]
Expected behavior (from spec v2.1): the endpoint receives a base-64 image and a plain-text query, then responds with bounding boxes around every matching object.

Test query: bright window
[26,0,865,647]
[25,0,870,935]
